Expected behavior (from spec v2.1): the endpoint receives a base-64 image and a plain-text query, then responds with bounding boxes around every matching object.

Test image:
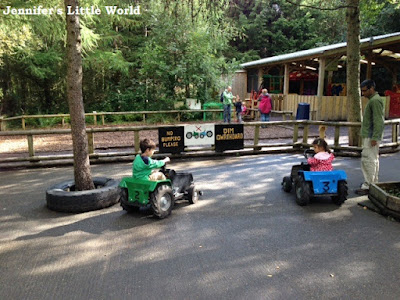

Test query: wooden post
[134,130,140,153]
[293,124,299,144]
[317,58,326,120]
[27,134,35,157]
[392,68,398,91]
[334,126,340,149]
[366,61,372,80]
[254,124,260,151]
[0,117,3,131]
[258,68,264,90]
[302,124,309,145]
[319,125,326,138]
[87,132,94,154]
[101,114,105,125]
[366,51,373,80]
[177,112,181,122]
[93,111,97,125]
[62,117,65,127]
[392,123,399,148]
[283,64,289,95]
[143,113,146,123]
[22,117,26,130]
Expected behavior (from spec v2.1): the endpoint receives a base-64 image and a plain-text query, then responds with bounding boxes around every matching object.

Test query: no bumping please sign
[158,124,244,154]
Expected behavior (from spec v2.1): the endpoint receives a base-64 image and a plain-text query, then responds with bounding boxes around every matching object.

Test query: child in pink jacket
[307,138,334,171]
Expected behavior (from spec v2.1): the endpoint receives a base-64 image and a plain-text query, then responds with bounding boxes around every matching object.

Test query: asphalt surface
[1,152,400,300]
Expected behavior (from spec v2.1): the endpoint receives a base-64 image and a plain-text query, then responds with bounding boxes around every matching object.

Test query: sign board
[214,124,244,152]
[186,98,201,110]
[184,124,215,146]
[158,126,184,154]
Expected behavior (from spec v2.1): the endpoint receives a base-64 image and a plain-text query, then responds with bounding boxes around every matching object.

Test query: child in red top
[307,138,334,171]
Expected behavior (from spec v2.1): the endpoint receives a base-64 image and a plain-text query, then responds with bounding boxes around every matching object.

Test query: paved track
[1,152,400,299]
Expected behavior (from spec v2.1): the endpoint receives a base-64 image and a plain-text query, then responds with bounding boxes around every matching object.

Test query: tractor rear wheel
[331,180,348,206]
[295,177,311,206]
[120,188,140,213]
[150,184,174,219]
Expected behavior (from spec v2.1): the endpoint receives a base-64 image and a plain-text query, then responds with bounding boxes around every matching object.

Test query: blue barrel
[296,103,310,120]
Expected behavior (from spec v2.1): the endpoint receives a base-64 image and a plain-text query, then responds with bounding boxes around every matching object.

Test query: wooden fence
[0,109,222,131]
[0,95,392,131]
[1,119,399,167]
[279,94,391,120]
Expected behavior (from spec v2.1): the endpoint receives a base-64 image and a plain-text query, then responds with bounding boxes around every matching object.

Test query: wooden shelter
[234,32,400,120]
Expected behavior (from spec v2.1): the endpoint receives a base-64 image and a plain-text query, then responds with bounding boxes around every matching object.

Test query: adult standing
[223,86,235,123]
[355,79,385,195]
[258,89,273,126]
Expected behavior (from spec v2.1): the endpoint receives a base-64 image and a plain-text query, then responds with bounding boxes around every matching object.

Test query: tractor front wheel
[282,176,292,193]
[295,177,311,206]
[187,185,199,204]
[331,180,348,206]
[150,184,174,219]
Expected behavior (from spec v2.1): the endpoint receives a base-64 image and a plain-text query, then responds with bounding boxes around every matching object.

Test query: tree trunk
[64,0,94,191]
[346,0,362,146]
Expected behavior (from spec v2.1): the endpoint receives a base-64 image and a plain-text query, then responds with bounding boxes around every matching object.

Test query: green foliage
[0,0,398,118]
[146,113,175,124]
[227,0,347,61]
[361,0,400,37]
[24,117,63,128]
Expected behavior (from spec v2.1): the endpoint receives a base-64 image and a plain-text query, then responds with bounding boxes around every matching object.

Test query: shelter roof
[241,32,400,69]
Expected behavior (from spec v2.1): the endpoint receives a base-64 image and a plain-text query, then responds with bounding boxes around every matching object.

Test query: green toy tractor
[119,167,201,219]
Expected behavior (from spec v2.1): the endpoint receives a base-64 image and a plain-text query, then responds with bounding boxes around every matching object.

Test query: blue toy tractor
[281,150,348,206]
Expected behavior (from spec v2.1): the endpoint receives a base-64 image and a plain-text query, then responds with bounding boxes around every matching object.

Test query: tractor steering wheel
[303,149,315,159]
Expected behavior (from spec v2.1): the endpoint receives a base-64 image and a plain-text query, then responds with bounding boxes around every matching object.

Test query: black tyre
[187,185,199,204]
[46,177,120,213]
[282,176,292,193]
[295,177,311,206]
[206,131,213,137]
[331,180,348,206]
[186,132,193,139]
[150,184,174,219]
[120,188,140,213]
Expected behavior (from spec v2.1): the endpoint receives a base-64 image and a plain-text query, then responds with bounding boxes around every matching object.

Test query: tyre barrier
[46,177,120,213]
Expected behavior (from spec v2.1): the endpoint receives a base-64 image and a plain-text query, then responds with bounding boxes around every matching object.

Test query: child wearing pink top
[307,138,334,171]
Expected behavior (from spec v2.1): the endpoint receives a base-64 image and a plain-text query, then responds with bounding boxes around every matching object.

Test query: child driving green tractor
[119,139,201,219]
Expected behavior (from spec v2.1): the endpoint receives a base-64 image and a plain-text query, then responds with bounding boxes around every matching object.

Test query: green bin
[203,102,223,121]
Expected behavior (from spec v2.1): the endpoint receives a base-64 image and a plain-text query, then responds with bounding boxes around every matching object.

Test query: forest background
[1,0,399,121]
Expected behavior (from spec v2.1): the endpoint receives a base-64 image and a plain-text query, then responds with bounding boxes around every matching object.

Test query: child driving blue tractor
[282,138,348,206]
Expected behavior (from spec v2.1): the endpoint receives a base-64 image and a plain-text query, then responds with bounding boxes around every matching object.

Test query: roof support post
[366,61,372,80]
[392,67,398,89]
[283,63,290,95]
[258,68,264,90]
[317,58,326,120]
[366,50,373,80]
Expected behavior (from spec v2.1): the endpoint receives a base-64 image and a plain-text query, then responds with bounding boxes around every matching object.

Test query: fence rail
[0,109,225,130]
[0,108,295,131]
[1,119,399,167]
